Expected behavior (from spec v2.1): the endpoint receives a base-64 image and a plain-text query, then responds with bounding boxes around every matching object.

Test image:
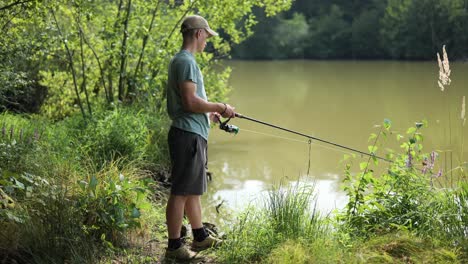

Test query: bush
[76,161,153,244]
[52,107,169,171]
[341,121,442,237]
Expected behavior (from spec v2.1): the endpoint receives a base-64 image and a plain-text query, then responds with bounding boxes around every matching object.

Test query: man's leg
[185,195,209,243]
[185,195,203,229]
[165,194,200,260]
[166,195,187,240]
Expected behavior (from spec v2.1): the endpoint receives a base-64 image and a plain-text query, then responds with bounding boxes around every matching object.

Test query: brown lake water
[201,60,468,224]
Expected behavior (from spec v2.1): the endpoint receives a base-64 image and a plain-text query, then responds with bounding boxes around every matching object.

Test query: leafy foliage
[233,0,468,60]
[0,0,292,117]
[339,119,467,260]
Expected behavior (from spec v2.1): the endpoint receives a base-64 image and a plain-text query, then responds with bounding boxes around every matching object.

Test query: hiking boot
[191,235,223,251]
[165,245,203,261]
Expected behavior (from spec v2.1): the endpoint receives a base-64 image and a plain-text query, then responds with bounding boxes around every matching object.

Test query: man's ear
[196,29,202,39]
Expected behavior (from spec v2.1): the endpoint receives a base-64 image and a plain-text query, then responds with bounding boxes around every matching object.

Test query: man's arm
[179,81,235,118]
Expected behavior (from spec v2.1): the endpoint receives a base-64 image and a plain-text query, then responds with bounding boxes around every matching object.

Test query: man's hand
[210,112,221,123]
[220,103,236,118]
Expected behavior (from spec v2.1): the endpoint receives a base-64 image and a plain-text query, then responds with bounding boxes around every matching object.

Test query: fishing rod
[219,113,392,163]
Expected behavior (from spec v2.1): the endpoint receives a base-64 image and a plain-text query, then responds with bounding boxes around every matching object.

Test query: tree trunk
[118,0,132,102]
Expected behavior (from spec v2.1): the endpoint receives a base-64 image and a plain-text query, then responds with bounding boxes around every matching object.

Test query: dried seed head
[437,45,451,91]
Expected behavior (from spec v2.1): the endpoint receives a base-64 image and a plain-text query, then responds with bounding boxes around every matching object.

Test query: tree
[0,0,293,118]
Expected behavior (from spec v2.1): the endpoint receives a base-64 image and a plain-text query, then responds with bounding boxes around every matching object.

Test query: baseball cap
[180,15,218,37]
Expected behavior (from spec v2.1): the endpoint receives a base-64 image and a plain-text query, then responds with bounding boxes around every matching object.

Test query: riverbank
[1,109,467,263]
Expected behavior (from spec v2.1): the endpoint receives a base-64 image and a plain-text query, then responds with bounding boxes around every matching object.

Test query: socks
[192,227,209,242]
[168,227,208,250]
[168,238,182,250]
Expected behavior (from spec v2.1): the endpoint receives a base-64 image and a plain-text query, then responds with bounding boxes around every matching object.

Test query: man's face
[196,29,209,53]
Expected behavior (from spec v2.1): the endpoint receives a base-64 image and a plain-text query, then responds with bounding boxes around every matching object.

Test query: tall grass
[266,181,324,239]
[217,181,335,263]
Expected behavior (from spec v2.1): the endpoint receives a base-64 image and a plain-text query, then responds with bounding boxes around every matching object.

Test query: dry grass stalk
[462,96,466,126]
[437,45,451,91]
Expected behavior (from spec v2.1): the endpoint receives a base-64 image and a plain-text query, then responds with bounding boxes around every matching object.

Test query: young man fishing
[165,15,236,260]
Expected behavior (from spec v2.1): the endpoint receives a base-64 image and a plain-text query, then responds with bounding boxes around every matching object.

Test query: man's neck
[182,42,197,54]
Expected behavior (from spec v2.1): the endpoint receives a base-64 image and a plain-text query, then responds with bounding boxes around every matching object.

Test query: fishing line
[242,128,353,155]
[220,113,385,161]
[236,127,359,176]
[240,127,356,156]
[239,128,308,144]
[234,113,392,163]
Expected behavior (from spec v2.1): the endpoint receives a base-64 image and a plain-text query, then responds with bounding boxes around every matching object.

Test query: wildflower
[435,169,443,178]
[421,157,428,174]
[437,45,451,91]
[430,151,438,170]
[422,151,438,175]
[406,151,413,168]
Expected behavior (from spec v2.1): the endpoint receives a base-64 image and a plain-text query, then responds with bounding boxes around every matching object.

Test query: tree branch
[78,16,92,117]
[50,8,87,120]
[151,0,198,81]
[117,0,132,101]
[80,24,110,103]
[126,0,161,100]
[0,0,35,11]
[133,0,161,79]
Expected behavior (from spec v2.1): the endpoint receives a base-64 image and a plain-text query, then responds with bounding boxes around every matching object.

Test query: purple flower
[406,151,413,168]
[434,169,443,178]
[421,157,428,174]
[430,151,438,170]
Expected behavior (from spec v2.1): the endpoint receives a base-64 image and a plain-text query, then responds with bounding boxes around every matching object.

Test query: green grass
[0,109,170,263]
[216,179,464,264]
[2,109,467,263]
[354,233,459,264]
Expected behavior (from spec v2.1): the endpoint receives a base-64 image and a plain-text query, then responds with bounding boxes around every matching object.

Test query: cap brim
[206,28,218,38]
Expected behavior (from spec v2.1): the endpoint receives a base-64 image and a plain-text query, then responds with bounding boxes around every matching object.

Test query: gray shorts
[168,126,207,195]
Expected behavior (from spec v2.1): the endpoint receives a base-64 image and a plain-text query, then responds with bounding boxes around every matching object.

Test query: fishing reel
[219,117,239,134]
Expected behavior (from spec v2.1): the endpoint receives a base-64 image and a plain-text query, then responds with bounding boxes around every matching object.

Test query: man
[165,15,236,260]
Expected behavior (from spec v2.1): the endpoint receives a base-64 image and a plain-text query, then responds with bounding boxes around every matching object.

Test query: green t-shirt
[166,50,210,140]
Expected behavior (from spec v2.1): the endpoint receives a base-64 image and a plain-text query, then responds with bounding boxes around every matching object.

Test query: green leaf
[89,176,98,193]
[109,180,116,191]
[368,133,377,142]
[406,127,416,134]
[368,146,378,153]
[78,180,87,191]
[131,207,141,218]
[14,179,25,190]
[384,119,392,129]
[397,134,404,141]
[415,134,423,142]
[360,162,368,170]
[139,201,152,211]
